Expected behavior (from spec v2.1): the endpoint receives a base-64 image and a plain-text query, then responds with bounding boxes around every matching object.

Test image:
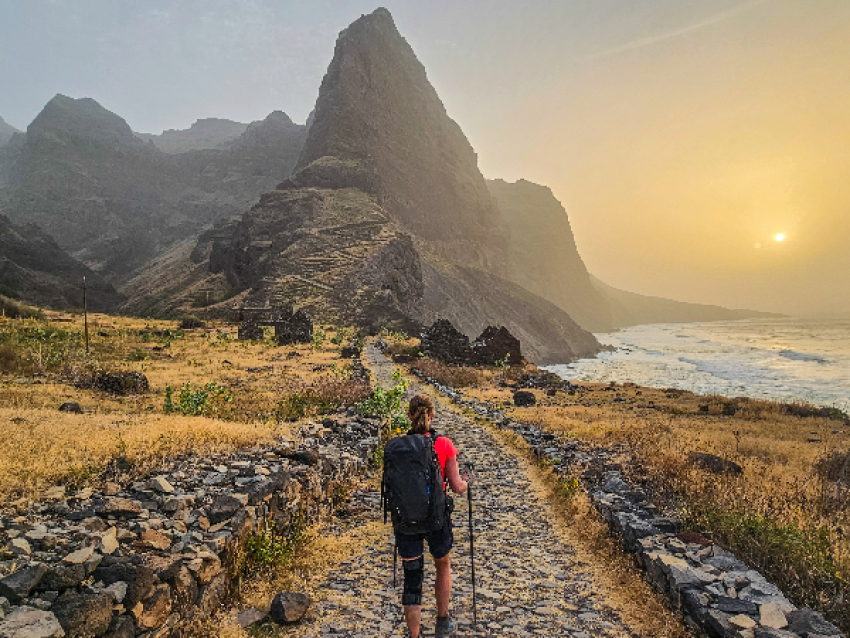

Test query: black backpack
[381,431,448,535]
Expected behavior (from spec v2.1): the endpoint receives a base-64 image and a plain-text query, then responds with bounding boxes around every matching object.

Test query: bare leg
[435,554,451,617]
[403,604,422,638]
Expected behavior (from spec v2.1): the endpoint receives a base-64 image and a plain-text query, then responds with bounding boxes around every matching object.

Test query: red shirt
[434,435,458,481]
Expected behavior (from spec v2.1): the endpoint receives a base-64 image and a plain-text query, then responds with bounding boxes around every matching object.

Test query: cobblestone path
[288,346,639,637]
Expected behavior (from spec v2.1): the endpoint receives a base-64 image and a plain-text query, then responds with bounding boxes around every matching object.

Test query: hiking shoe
[434,615,457,637]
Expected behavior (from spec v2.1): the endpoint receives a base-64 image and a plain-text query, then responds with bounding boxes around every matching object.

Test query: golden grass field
[0,309,368,505]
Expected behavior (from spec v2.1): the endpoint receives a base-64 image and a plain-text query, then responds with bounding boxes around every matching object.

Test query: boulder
[58,403,82,414]
[513,391,536,407]
[92,562,154,610]
[0,564,48,604]
[97,498,142,519]
[688,452,743,475]
[35,565,86,593]
[102,616,134,638]
[0,606,65,638]
[236,608,268,629]
[95,372,149,395]
[207,495,243,525]
[51,591,113,638]
[785,609,842,637]
[135,585,172,632]
[269,592,311,624]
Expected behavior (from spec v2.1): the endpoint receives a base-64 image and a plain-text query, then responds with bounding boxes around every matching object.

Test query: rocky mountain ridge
[0,95,307,282]
[128,8,599,364]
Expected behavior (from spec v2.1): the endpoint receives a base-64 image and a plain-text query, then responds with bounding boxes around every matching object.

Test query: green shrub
[164,381,233,416]
[356,369,411,439]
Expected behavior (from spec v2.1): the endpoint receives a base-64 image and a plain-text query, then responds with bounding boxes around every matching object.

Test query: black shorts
[396,517,454,560]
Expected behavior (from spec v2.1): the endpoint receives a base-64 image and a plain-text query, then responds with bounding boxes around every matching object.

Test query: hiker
[382,394,475,638]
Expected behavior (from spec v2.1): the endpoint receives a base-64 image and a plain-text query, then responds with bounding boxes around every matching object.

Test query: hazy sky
[2,0,849,316]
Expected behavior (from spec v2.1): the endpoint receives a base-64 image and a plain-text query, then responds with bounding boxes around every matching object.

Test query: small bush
[274,378,372,422]
[164,381,232,416]
[243,510,307,571]
[178,316,206,330]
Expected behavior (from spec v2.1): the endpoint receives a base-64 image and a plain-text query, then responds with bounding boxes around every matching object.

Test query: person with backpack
[382,394,474,638]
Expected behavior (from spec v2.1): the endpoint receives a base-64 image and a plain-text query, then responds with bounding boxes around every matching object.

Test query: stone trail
[288,345,639,637]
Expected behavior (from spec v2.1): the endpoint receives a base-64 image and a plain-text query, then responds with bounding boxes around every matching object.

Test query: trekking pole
[464,462,477,626]
[393,542,398,587]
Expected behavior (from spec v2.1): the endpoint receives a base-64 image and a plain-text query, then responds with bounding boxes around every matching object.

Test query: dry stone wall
[412,370,844,638]
[0,416,379,638]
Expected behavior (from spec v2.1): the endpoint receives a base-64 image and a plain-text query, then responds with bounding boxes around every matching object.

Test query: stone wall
[0,416,380,638]
[411,370,844,638]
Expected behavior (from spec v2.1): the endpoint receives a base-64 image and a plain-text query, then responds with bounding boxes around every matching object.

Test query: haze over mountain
[488,178,778,332]
[135,118,249,153]
[0,116,20,147]
[0,212,122,311]
[125,8,599,364]
[0,95,306,281]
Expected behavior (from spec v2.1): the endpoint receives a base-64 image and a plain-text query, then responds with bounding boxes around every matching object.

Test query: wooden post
[83,276,89,354]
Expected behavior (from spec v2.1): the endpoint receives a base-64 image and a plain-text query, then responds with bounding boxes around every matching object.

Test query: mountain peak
[28,94,138,145]
[297,6,506,270]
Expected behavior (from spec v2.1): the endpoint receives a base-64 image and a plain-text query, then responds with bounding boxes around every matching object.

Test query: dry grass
[463,375,850,630]
[438,397,689,638]
[0,312,365,503]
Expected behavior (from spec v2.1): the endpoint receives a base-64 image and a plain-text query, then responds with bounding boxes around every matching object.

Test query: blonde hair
[408,394,435,435]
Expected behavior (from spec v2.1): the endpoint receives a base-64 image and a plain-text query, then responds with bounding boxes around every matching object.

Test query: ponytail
[408,394,435,435]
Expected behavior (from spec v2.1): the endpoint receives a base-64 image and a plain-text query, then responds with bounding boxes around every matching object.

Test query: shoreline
[546,316,850,412]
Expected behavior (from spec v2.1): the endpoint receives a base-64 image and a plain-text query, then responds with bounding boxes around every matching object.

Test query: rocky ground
[282,345,640,637]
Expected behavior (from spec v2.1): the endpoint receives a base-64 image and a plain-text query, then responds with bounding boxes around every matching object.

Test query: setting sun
[775,233,786,242]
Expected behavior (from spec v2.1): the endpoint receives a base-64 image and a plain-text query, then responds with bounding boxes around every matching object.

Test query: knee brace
[401,555,424,606]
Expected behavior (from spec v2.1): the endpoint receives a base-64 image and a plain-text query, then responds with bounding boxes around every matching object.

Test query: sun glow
[775,233,786,242]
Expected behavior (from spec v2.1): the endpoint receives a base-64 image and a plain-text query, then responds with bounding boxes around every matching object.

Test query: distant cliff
[0,96,306,282]
[488,178,613,331]
[488,178,774,332]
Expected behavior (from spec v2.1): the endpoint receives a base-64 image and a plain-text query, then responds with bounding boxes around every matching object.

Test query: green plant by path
[356,368,411,440]
[163,381,233,417]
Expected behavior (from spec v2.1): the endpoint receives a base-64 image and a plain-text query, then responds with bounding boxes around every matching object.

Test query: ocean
[546,317,850,412]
